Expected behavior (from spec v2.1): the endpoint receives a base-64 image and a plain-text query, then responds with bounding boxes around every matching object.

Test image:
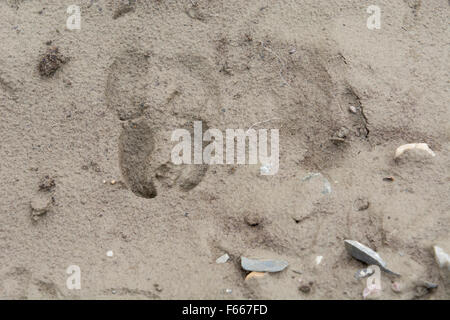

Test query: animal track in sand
[106,50,151,121]
[119,119,157,198]
[214,38,372,170]
[109,50,217,198]
[118,118,209,199]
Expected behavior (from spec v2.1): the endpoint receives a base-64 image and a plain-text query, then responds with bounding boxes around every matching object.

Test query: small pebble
[216,254,230,264]
[349,105,357,113]
[154,284,163,292]
[391,281,402,293]
[355,267,374,280]
[315,256,323,265]
[106,250,114,257]
[336,126,349,139]
[39,175,55,191]
[299,285,311,293]
[38,47,67,77]
[244,212,262,227]
[260,164,272,174]
[414,281,437,297]
[421,281,438,289]
[354,198,370,211]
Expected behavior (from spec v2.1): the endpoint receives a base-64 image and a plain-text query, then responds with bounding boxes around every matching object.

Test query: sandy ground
[0,0,449,299]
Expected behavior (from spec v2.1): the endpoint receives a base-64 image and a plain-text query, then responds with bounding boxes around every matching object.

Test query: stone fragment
[241,257,288,273]
[216,254,230,264]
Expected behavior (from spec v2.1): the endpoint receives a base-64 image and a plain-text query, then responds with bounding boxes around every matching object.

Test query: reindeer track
[110,50,215,198]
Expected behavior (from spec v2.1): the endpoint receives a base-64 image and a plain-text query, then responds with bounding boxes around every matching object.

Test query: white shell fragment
[344,240,400,276]
[349,105,358,114]
[433,246,450,271]
[241,257,288,272]
[216,254,230,264]
[315,256,323,265]
[394,143,436,159]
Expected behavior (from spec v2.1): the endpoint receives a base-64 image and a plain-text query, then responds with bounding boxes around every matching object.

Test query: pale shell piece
[245,271,266,281]
[394,143,435,159]
[433,246,450,270]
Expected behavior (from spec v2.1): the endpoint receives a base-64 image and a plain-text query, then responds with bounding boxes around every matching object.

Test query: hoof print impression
[119,119,157,199]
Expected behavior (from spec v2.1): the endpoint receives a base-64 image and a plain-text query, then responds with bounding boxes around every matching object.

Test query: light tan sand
[0,0,448,299]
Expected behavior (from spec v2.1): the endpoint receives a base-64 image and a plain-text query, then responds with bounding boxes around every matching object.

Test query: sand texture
[0,0,449,299]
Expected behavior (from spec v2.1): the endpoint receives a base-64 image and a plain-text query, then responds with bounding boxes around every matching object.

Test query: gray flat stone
[344,240,400,276]
[241,257,288,272]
